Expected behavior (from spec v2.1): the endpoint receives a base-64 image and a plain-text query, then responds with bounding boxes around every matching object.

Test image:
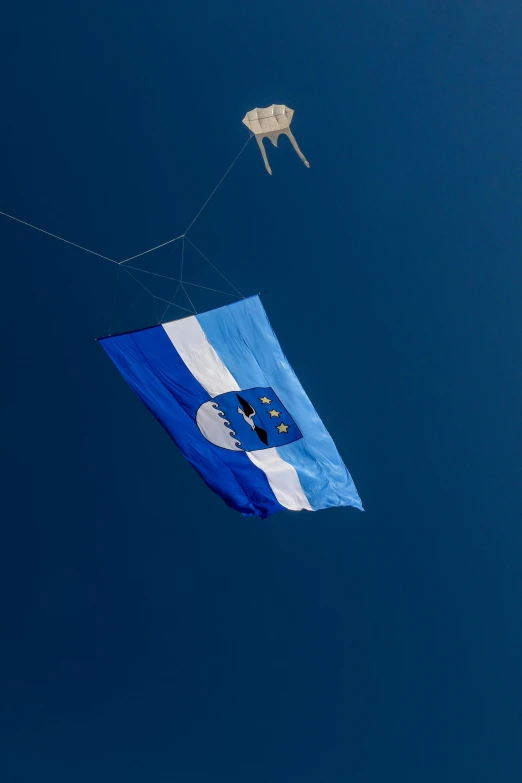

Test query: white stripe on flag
[162,317,312,512]
[163,317,239,396]
[246,449,313,511]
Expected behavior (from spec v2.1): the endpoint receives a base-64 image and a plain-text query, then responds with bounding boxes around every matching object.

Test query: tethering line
[180,237,197,314]
[183,134,252,235]
[158,283,181,323]
[158,243,184,322]
[124,266,241,297]
[109,265,121,335]
[1,134,250,327]
[0,209,119,264]
[1,135,251,269]
[185,236,244,298]
[119,235,185,265]
[182,284,197,313]
[123,268,192,312]
[111,287,148,335]
[111,238,184,334]
[110,278,193,336]
[122,267,192,312]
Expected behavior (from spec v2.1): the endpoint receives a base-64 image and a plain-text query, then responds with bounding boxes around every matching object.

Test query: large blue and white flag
[100,296,362,518]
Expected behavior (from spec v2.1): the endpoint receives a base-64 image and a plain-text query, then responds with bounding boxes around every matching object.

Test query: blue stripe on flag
[197,296,363,512]
[100,325,285,518]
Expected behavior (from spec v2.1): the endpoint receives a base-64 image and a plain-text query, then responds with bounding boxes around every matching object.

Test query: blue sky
[1,2,522,781]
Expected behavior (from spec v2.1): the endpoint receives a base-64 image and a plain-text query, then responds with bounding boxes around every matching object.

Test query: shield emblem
[196,387,302,452]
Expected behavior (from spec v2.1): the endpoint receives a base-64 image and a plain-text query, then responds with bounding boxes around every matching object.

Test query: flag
[100,295,362,518]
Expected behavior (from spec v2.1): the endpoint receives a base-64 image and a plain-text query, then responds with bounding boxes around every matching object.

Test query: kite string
[123,266,192,311]
[186,237,244,298]
[182,283,197,314]
[0,209,119,264]
[184,134,252,235]
[113,239,195,329]
[177,236,194,313]
[109,265,120,335]
[113,266,192,334]
[119,134,252,266]
[111,287,148,335]
[118,234,184,265]
[124,266,242,297]
[159,283,181,322]
[1,135,251,271]
[1,134,251,312]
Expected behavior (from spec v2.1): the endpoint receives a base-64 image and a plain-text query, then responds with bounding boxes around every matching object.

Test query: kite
[242,105,310,175]
[0,100,362,519]
[100,296,362,518]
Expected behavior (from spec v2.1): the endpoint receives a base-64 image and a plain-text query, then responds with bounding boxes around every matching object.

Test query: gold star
[276,422,290,434]
[259,396,271,404]
[268,409,281,418]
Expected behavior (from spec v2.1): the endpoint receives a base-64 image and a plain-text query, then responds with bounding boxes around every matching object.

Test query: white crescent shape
[196,401,243,451]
